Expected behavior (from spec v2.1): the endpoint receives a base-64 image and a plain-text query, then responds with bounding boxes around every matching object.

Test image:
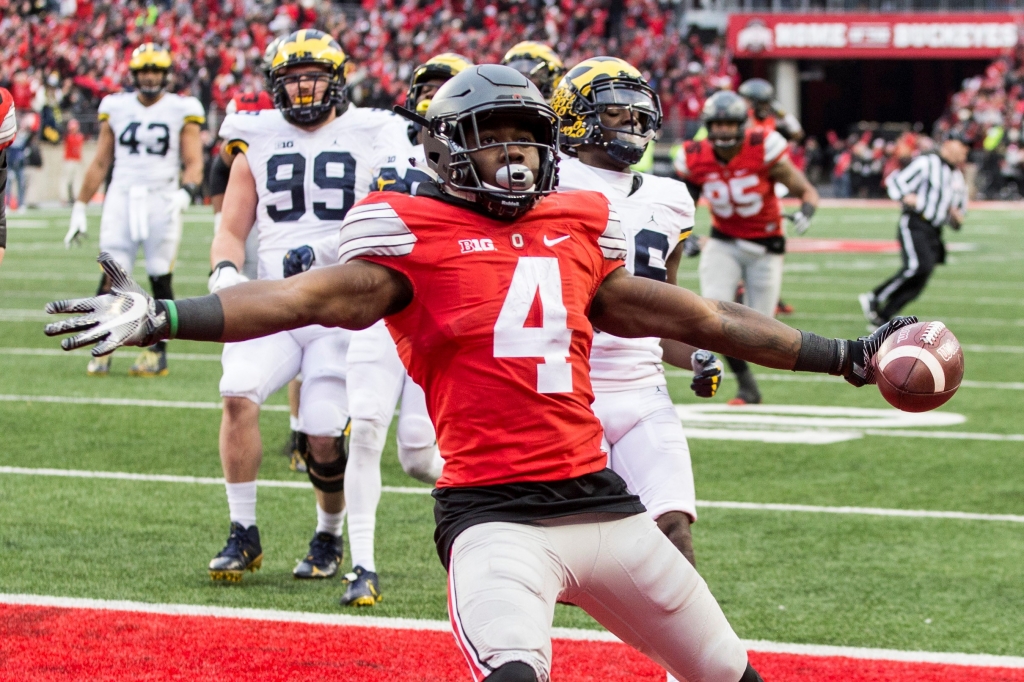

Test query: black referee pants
[873,212,945,321]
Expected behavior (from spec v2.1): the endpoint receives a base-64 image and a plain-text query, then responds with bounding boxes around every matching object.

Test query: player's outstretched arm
[45,253,410,355]
[590,268,915,386]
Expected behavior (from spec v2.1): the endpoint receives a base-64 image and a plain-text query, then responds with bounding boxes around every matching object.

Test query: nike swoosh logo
[543,234,570,247]
[93,292,149,337]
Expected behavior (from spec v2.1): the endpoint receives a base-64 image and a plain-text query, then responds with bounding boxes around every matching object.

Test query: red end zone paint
[2,604,1023,682]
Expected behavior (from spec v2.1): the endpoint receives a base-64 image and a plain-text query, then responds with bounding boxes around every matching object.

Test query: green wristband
[164,299,179,338]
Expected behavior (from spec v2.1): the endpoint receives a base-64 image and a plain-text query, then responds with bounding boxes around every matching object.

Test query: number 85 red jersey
[674,127,789,240]
[338,190,626,489]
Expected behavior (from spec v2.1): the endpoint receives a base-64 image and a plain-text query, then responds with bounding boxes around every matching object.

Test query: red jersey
[225,91,274,114]
[674,127,788,240]
[338,190,626,489]
[64,131,84,161]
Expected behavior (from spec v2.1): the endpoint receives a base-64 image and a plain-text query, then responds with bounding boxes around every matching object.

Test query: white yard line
[0,593,1020,668]
[0,347,221,361]
[664,370,1024,391]
[1,466,1020,523]
[0,394,288,411]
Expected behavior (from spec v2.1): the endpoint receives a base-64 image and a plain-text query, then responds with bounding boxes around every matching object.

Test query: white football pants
[448,515,748,682]
[592,385,696,522]
[344,321,443,571]
[698,237,783,317]
[220,324,350,437]
[99,183,181,277]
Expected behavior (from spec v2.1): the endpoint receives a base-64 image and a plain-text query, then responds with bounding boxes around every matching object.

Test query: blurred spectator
[61,117,83,204]
[6,112,36,212]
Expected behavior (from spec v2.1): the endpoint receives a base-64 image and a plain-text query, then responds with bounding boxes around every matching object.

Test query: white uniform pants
[346,321,435,455]
[220,324,350,437]
[698,237,783,318]
[99,184,181,277]
[448,515,748,682]
[592,385,696,522]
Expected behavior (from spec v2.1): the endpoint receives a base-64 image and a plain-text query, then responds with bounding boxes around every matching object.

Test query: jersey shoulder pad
[97,92,129,120]
[763,130,788,165]
[218,110,280,144]
[337,194,418,264]
[747,128,765,147]
[635,173,696,220]
[178,95,206,125]
[548,191,625,260]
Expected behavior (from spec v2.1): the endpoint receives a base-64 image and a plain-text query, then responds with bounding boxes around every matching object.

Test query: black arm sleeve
[172,295,225,341]
[0,149,7,249]
[208,153,231,198]
[793,330,850,376]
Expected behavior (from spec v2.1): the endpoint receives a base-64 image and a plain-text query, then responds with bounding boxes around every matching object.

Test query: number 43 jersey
[99,92,205,190]
[558,157,695,392]
[218,106,412,280]
[338,189,626,489]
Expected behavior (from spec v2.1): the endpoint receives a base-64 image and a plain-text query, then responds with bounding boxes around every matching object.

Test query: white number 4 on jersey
[493,257,573,394]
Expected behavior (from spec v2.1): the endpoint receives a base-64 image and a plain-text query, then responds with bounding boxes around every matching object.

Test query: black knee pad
[487,661,537,682]
[209,153,231,198]
[149,274,174,301]
[299,433,347,493]
[739,662,764,682]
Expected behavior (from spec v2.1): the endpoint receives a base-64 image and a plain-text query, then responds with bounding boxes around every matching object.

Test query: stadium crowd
[0,0,733,132]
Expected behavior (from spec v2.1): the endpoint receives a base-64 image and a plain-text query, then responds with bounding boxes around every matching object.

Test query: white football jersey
[558,156,696,392]
[218,106,413,280]
[99,92,205,189]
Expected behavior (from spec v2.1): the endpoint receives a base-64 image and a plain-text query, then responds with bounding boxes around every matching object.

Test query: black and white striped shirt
[886,153,967,228]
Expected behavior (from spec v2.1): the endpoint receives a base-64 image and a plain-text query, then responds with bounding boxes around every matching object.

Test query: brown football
[873,321,964,412]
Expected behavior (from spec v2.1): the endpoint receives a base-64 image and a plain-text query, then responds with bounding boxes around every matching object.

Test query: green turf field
[1,205,1022,656]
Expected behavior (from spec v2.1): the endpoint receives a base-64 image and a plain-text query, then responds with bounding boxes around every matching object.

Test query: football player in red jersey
[46,66,914,682]
[737,78,804,143]
[674,90,819,405]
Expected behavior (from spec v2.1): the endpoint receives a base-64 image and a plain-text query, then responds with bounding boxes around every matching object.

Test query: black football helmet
[702,90,749,150]
[738,78,775,120]
[401,64,559,220]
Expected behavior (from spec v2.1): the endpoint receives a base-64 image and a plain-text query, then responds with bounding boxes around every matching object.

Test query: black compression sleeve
[793,331,849,376]
[209,154,231,198]
[169,295,224,341]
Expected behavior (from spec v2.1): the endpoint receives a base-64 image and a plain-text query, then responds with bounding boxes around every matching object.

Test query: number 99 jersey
[673,128,788,241]
[218,107,413,280]
[99,92,205,189]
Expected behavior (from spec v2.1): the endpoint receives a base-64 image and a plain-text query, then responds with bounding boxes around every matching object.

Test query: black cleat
[340,565,383,606]
[209,522,263,582]
[293,532,343,579]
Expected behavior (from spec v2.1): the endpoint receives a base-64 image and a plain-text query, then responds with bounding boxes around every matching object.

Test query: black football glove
[690,349,724,398]
[682,235,702,258]
[843,315,918,387]
[44,253,169,356]
[282,245,315,278]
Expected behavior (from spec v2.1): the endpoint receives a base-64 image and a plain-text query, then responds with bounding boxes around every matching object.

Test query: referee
[859,132,969,328]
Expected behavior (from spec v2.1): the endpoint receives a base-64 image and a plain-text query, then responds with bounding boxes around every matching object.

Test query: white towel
[128,185,149,242]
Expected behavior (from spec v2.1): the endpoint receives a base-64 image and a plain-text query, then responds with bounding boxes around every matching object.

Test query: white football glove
[208,261,250,293]
[788,201,816,236]
[65,201,88,248]
[44,253,170,356]
[171,187,193,213]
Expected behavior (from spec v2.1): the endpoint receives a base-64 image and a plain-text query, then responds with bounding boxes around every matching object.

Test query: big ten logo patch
[459,238,495,254]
